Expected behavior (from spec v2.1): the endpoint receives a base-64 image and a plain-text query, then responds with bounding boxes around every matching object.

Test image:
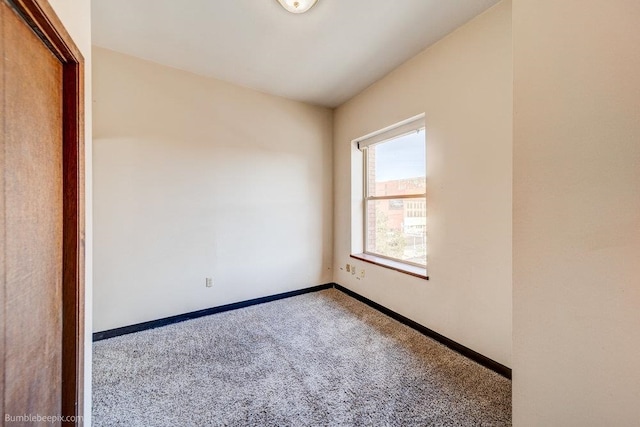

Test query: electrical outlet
[360,269,365,278]
[346,264,351,273]
[351,266,356,275]
[205,277,213,288]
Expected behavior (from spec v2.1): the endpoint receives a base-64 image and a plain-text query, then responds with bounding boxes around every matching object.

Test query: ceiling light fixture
[276,0,319,14]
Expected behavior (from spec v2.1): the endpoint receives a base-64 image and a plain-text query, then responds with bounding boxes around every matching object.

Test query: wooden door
[2,0,64,419]
[1,0,85,424]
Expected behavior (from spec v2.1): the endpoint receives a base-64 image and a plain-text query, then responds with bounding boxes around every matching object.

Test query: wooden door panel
[0,2,5,421]
[1,1,85,422]
[2,0,64,419]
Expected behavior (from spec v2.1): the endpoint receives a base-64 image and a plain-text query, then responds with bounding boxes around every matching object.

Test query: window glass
[363,126,426,267]
[367,129,425,197]
[365,199,427,266]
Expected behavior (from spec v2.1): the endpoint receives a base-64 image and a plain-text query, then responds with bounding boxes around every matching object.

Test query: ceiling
[92,0,500,108]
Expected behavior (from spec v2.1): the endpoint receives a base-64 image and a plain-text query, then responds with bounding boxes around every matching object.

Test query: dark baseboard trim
[332,283,512,380]
[92,283,333,341]
[93,281,511,380]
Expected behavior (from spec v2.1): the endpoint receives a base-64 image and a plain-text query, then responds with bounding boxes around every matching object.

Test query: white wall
[513,1,640,425]
[333,1,512,367]
[93,47,333,332]
[46,0,92,424]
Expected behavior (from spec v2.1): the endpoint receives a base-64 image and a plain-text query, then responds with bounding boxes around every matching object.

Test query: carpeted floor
[93,289,511,426]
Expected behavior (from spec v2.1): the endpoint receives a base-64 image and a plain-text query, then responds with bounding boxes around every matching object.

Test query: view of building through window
[365,128,426,267]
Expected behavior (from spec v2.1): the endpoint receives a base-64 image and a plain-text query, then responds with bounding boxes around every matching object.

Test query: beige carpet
[93,288,511,426]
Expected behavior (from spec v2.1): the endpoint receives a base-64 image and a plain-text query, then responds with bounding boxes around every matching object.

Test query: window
[355,115,427,274]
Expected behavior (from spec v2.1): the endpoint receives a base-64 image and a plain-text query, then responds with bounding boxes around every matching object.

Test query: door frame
[6,0,85,421]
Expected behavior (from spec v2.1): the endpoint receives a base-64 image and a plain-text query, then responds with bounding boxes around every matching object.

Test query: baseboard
[93,281,512,380]
[92,283,333,341]
[331,283,512,380]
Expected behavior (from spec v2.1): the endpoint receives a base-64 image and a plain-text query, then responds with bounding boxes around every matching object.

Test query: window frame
[357,115,427,273]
